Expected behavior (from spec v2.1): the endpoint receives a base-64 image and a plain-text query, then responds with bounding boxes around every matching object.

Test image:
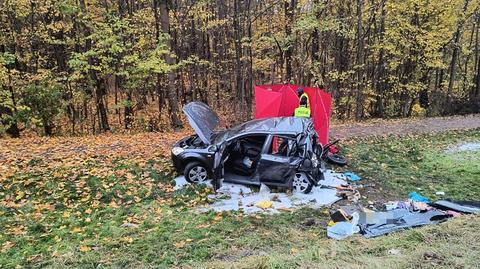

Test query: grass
[343,128,480,200]
[0,129,479,268]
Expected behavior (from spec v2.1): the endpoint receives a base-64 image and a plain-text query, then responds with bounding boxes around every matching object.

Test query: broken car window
[269,136,298,157]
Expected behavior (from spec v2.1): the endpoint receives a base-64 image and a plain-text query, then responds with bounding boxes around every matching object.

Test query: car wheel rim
[189,166,207,183]
[293,172,310,193]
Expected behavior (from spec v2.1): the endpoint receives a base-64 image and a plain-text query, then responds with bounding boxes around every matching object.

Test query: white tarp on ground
[174,170,348,214]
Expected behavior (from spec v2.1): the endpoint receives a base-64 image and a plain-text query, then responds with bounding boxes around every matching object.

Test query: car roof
[216,117,312,141]
[237,117,308,132]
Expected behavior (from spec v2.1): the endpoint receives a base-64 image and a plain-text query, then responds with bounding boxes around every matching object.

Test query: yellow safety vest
[294,106,311,117]
[295,93,311,118]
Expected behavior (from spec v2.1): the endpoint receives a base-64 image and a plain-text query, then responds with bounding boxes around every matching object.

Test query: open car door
[255,135,301,186]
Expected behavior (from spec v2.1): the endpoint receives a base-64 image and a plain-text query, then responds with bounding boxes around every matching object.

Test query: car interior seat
[229,139,263,176]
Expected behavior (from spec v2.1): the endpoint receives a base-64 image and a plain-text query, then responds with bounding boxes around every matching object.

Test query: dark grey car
[171,102,325,193]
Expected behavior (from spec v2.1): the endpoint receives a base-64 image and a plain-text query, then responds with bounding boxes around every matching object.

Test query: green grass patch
[343,128,480,200]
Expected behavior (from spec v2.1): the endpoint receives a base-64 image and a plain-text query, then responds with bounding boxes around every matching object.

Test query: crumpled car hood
[183,102,220,145]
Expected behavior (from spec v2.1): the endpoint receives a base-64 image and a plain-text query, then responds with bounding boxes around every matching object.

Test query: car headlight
[172,147,185,156]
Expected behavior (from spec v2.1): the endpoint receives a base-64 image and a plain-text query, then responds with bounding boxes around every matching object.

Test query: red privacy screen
[254,84,332,145]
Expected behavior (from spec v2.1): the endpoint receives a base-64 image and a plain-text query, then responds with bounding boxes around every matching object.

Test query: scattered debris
[327,212,360,240]
[360,209,449,238]
[412,201,429,211]
[336,185,361,203]
[408,192,430,203]
[343,172,361,182]
[387,248,401,255]
[330,209,350,222]
[435,191,445,196]
[256,200,273,209]
[175,170,353,214]
[325,195,480,239]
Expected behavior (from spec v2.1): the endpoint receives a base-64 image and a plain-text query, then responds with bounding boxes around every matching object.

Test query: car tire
[184,162,209,184]
[326,154,348,166]
[293,172,313,194]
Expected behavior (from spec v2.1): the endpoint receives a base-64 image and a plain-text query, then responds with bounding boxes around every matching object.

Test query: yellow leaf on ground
[79,245,91,252]
[1,241,15,253]
[255,200,273,209]
[121,237,134,243]
[109,201,119,208]
[15,191,25,200]
[174,241,186,248]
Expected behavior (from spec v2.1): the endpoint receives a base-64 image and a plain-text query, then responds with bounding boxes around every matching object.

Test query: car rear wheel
[293,172,313,194]
[184,162,209,184]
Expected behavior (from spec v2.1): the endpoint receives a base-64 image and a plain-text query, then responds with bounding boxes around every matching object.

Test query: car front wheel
[293,172,313,194]
[184,162,209,184]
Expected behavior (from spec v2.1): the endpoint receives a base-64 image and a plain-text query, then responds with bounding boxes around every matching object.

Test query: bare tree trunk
[284,0,296,83]
[374,0,386,117]
[446,0,471,113]
[310,0,321,85]
[473,12,480,99]
[355,0,365,120]
[233,0,244,114]
[159,0,183,129]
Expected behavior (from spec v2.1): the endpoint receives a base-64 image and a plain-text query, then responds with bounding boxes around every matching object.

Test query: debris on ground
[327,212,360,240]
[256,200,273,209]
[408,191,430,202]
[326,195,480,240]
[360,209,449,238]
[175,170,354,214]
[387,249,401,255]
[336,185,361,203]
[343,172,361,182]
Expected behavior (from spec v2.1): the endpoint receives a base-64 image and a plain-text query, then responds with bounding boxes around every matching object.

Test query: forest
[0,0,479,137]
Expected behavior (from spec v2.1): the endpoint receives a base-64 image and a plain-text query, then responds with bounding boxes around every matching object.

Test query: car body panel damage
[172,101,324,193]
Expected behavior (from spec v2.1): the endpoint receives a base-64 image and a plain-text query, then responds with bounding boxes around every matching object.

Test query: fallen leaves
[0,132,209,265]
[79,245,91,252]
[71,227,83,233]
[1,241,15,253]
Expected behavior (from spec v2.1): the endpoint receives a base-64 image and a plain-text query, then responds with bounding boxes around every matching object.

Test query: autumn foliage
[0,0,479,138]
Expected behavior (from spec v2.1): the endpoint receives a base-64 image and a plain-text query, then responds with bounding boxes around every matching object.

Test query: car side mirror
[208,145,218,152]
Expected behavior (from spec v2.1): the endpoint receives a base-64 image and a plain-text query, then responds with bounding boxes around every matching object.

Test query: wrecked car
[171,101,325,193]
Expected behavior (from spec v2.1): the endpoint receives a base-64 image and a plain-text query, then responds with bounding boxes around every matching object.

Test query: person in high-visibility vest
[294,88,311,118]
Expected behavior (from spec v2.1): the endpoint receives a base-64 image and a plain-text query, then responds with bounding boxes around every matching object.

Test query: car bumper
[171,152,185,174]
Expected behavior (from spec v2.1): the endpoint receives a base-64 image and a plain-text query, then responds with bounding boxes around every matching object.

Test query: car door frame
[254,133,302,187]
[212,132,270,187]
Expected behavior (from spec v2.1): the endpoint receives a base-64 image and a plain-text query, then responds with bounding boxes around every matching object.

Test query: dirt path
[330,114,480,140]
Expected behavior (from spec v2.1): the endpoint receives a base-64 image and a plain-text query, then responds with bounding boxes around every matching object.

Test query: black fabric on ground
[431,200,480,214]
